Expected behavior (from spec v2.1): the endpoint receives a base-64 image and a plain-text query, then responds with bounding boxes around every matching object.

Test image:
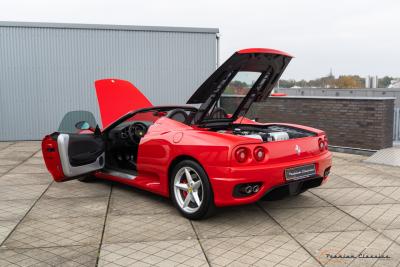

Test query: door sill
[101,168,137,180]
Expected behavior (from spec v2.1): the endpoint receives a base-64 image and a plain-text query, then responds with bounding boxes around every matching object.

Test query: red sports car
[42,48,332,219]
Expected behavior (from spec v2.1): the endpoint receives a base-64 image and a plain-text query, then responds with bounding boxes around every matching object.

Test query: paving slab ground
[1,142,400,266]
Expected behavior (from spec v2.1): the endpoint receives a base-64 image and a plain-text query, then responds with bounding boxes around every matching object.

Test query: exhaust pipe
[252,185,260,193]
[244,185,253,194]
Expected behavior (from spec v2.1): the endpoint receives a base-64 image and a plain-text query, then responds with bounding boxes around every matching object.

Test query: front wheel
[170,160,215,220]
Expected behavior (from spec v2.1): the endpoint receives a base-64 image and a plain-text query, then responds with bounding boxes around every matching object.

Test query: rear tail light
[235,147,249,163]
[318,138,325,151]
[253,146,265,161]
[324,136,329,150]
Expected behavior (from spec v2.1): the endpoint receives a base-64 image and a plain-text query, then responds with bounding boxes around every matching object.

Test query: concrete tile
[110,185,175,216]
[0,173,52,186]
[295,230,400,266]
[383,229,400,243]
[10,163,48,174]
[332,164,381,176]
[3,216,104,248]
[260,191,332,209]
[332,152,367,162]
[0,158,22,166]
[201,235,319,267]
[340,204,400,231]
[1,146,39,153]
[0,151,35,161]
[266,206,367,234]
[332,156,353,166]
[32,151,43,158]
[192,205,284,239]
[24,157,45,165]
[99,240,208,267]
[366,164,400,178]
[44,180,111,198]
[0,184,48,200]
[339,173,400,187]
[7,141,40,147]
[311,187,398,206]
[371,187,400,202]
[0,245,98,267]
[0,220,18,244]
[104,213,195,243]
[320,173,361,188]
[27,196,108,219]
[0,199,34,221]
[364,147,400,168]
[0,142,13,150]
[1,145,400,265]
[0,165,15,175]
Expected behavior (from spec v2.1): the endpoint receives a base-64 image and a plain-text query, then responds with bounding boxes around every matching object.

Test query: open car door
[42,132,105,182]
[43,110,105,182]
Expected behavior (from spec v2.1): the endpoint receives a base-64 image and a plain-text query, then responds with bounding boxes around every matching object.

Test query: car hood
[187,48,293,125]
[95,79,152,128]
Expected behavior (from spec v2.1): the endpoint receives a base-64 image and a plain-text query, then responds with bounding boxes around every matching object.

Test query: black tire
[170,160,215,220]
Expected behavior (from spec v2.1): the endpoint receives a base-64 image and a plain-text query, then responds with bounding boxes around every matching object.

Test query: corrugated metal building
[0,21,219,140]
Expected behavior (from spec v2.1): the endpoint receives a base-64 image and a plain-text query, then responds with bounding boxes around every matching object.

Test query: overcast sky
[1,0,399,80]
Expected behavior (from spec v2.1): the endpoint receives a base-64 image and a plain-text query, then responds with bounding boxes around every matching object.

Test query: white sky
[1,0,399,80]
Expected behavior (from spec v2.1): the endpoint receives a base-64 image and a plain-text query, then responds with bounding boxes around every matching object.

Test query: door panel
[42,133,105,182]
[67,134,105,166]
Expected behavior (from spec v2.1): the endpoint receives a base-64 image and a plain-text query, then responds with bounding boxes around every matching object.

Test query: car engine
[218,124,315,142]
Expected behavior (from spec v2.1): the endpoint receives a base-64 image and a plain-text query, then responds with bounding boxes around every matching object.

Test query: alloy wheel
[173,166,204,213]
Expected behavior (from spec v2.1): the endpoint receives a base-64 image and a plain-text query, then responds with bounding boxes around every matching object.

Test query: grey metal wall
[0,22,218,140]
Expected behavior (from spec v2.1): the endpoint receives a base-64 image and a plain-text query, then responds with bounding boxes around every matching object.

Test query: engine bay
[217,124,316,142]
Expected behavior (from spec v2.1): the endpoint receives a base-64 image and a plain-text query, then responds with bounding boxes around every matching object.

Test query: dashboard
[108,121,152,145]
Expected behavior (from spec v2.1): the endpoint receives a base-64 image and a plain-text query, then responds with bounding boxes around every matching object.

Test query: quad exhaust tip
[244,185,260,194]
[244,185,253,194]
[234,183,263,197]
[252,185,260,193]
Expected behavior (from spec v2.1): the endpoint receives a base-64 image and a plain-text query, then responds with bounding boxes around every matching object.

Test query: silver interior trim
[57,133,105,177]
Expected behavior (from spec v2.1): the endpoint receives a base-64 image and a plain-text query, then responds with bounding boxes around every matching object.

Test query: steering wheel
[210,107,228,119]
[128,122,148,144]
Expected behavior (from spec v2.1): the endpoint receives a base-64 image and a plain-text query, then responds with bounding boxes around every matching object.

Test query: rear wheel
[170,160,215,220]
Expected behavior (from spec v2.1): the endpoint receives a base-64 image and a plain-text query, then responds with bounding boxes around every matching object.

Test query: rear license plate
[285,164,316,181]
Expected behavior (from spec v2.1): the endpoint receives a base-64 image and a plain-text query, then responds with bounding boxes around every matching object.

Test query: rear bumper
[208,151,332,207]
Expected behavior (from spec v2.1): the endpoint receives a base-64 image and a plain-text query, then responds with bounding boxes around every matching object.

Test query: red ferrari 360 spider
[42,48,332,219]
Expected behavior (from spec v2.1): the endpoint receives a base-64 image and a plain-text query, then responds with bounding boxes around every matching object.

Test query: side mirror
[75,121,91,130]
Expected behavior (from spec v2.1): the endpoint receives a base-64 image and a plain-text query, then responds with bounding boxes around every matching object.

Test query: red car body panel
[42,135,65,182]
[42,47,332,209]
[91,116,331,206]
[95,79,152,128]
[237,48,293,57]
